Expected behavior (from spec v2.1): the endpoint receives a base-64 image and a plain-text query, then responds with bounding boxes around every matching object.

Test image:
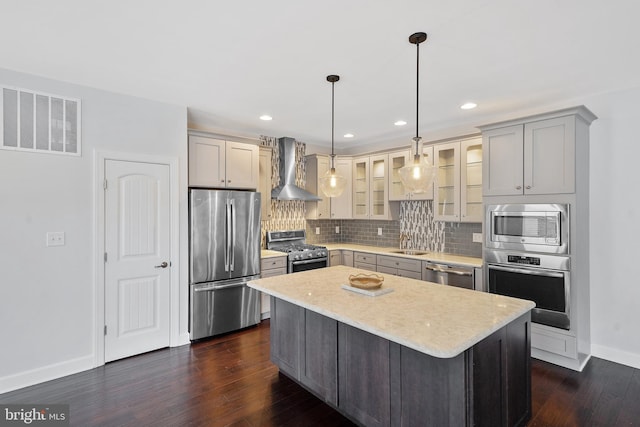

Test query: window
[1,85,81,156]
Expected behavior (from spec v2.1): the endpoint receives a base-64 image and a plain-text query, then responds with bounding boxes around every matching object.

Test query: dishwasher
[423,262,475,290]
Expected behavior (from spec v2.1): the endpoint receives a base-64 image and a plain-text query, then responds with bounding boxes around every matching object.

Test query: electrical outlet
[315,227,320,235]
[472,233,483,243]
[377,228,383,236]
[335,226,340,234]
[47,231,65,247]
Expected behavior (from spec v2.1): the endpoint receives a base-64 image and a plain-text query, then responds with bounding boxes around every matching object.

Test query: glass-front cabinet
[434,142,460,221]
[370,154,388,219]
[352,154,391,219]
[433,137,483,222]
[388,146,434,201]
[353,157,369,219]
[460,137,483,222]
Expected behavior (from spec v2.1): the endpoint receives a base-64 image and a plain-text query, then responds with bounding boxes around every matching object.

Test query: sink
[389,249,429,256]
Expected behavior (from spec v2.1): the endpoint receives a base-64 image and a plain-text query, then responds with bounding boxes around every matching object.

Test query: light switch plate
[378,228,383,236]
[315,227,320,235]
[47,231,65,247]
[335,226,340,234]
[472,233,483,243]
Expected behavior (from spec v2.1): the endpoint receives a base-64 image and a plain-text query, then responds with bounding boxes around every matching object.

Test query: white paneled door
[104,160,171,362]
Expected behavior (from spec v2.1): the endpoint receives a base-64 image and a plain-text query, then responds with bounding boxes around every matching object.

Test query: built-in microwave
[485,204,569,254]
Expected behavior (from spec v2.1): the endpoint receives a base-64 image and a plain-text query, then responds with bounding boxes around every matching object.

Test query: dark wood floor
[1,320,638,427]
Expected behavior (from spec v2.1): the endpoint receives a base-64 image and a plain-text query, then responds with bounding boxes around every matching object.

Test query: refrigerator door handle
[225,200,231,272]
[230,199,236,271]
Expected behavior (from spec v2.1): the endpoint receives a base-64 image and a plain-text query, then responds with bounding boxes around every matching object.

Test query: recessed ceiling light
[259,115,273,121]
[460,102,477,110]
[394,120,407,126]
[344,133,354,138]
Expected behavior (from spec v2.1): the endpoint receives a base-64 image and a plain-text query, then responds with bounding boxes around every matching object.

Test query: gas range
[266,230,328,273]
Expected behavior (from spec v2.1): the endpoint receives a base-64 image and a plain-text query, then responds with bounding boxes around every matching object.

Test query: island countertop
[248,265,535,358]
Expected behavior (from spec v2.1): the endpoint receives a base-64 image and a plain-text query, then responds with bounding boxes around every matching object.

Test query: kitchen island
[248,265,535,427]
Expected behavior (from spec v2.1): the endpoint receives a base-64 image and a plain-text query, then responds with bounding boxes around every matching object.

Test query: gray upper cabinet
[481,125,525,196]
[481,108,596,196]
[188,133,259,189]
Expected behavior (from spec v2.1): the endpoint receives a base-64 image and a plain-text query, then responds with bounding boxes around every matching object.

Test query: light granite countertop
[249,265,534,358]
[261,249,288,259]
[321,243,483,268]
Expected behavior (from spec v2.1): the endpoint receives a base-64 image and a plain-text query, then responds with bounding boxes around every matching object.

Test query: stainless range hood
[271,137,321,201]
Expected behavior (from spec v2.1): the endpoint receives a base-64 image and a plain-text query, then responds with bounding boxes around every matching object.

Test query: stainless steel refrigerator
[189,189,261,340]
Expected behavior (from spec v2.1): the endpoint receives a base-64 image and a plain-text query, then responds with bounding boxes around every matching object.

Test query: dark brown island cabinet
[270,297,531,427]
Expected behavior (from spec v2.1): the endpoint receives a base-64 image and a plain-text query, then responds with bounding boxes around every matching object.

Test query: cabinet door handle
[516,185,522,190]
[227,180,231,183]
[526,185,532,189]
[221,180,225,183]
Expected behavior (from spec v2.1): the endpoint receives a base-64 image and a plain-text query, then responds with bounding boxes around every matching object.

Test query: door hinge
[104,252,108,262]
[104,325,107,336]
[103,179,108,190]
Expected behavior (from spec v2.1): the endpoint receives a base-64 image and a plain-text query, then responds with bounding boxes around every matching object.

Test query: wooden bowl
[348,273,384,290]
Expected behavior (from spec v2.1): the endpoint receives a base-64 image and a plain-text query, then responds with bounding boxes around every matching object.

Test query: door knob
[155,262,168,269]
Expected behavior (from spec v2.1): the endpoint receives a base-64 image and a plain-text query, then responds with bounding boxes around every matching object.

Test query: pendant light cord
[415,39,419,145]
[331,79,335,169]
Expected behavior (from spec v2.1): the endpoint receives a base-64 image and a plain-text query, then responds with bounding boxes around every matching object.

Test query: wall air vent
[1,85,81,156]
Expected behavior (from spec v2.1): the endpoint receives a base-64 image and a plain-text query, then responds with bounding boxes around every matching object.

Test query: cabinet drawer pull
[526,185,532,189]
[516,185,522,190]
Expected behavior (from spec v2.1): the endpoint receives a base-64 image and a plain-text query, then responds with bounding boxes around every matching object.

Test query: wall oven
[486,203,569,254]
[486,250,570,330]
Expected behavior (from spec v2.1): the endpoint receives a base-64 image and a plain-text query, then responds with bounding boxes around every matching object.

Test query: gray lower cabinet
[269,298,302,379]
[269,296,531,427]
[338,324,391,427]
[300,310,338,405]
[270,297,338,405]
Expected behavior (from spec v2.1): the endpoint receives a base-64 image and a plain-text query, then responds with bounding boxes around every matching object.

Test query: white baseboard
[172,332,191,347]
[591,344,640,369]
[0,355,95,394]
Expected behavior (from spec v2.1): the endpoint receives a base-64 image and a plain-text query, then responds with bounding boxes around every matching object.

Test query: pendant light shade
[319,75,347,197]
[399,32,435,194]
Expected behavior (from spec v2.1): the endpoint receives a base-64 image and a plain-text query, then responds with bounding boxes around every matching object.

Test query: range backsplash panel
[260,135,307,247]
[399,200,445,252]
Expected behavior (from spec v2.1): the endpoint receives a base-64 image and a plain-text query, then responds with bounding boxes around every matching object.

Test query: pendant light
[398,32,436,194]
[319,74,347,197]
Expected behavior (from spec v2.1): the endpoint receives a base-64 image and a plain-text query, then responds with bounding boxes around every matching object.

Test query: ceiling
[2,0,639,150]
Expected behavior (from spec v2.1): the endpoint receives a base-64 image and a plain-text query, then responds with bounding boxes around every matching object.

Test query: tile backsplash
[306,206,482,257]
[259,134,482,258]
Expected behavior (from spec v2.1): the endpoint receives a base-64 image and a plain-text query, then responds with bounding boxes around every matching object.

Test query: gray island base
[248,266,535,427]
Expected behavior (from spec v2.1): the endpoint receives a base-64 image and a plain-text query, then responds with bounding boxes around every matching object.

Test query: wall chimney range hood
[271,137,321,201]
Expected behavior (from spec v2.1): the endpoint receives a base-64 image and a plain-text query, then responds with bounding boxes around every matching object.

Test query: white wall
[584,87,640,368]
[0,68,188,392]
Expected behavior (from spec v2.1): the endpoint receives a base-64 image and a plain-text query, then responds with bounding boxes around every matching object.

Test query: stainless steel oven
[486,203,569,254]
[266,230,328,274]
[290,257,328,273]
[486,250,570,330]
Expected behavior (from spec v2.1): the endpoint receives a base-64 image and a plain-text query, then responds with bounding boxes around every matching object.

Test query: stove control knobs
[294,254,300,260]
[320,251,326,257]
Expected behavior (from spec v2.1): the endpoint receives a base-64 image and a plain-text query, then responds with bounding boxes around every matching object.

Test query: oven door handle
[292,258,328,266]
[488,264,565,278]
